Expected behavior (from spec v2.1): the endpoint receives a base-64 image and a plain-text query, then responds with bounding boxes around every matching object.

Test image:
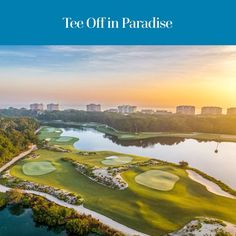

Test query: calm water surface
[61,128,236,189]
[0,206,66,236]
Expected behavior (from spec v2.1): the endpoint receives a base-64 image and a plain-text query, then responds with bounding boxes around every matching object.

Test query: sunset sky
[0,46,235,110]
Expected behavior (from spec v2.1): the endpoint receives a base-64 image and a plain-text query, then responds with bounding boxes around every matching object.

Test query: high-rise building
[86,104,101,112]
[156,110,172,115]
[118,105,137,114]
[30,103,44,111]
[141,109,154,114]
[227,107,236,115]
[105,108,119,113]
[47,103,60,111]
[176,105,195,115]
[201,106,222,115]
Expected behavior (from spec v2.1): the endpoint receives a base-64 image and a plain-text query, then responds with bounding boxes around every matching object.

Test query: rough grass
[135,170,179,191]
[22,161,56,176]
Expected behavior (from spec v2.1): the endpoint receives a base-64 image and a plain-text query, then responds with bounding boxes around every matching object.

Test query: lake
[61,128,236,189]
[0,205,66,236]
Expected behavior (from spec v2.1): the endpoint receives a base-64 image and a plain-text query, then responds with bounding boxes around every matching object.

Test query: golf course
[7,126,236,235]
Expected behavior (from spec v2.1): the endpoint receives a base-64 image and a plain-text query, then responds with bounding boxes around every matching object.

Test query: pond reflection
[61,128,236,189]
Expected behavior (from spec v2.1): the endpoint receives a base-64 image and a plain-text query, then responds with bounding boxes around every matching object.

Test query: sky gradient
[0,46,235,110]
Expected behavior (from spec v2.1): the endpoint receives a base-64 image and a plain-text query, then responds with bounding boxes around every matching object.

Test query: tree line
[1,108,236,135]
[0,117,38,166]
[39,110,236,134]
[4,189,124,236]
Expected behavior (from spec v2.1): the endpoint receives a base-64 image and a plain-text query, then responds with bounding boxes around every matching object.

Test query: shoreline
[48,124,236,196]
[41,120,236,143]
[0,184,148,236]
[187,170,236,199]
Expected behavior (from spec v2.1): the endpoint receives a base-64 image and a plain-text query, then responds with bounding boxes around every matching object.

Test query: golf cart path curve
[0,146,148,236]
[0,145,37,173]
[0,184,148,236]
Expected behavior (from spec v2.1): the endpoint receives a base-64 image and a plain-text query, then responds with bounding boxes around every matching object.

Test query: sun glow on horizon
[0,46,235,108]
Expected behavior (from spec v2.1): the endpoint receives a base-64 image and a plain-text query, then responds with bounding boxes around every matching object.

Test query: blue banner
[0,0,236,45]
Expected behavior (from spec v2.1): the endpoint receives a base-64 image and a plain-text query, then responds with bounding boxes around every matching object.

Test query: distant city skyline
[0,46,235,108]
[3,102,236,115]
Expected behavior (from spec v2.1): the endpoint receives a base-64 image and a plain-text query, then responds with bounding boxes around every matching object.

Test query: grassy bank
[41,120,236,142]
[188,167,236,197]
[97,124,236,142]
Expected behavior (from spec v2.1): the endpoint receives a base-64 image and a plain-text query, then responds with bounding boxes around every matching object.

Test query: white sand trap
[102,156,133,165]
[170,218,236,236]
[135,170,179,191]
[106,156,118,160]
[187,170,236,199]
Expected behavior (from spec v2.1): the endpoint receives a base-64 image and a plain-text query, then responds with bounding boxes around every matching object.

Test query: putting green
[56,136,73,142]
[101,156,133,165]
[135,170,179,191]
[22,162,56,176]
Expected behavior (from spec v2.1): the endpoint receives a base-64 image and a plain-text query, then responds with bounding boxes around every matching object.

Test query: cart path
[0,146,148,236]
[0,145,37,173]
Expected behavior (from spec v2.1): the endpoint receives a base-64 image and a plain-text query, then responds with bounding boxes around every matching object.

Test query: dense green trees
[38,110,236,134]
[3,190,124,236]
[0,193,6,208]
[179,161,189,168]
[1,108,236,135]
[0,117,38,166]
[30,197,124,235]
[6,189,24,204]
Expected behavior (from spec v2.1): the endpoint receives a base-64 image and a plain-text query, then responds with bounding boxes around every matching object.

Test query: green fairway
[56,136,74,142]
[101,156,133,166]
[75,151,147,168]
[9,148,236,235]
[46,127,57,132]
[22,161,56,176]
[135,170,179,191]
[38,126,78,147]
[7,125,236,235]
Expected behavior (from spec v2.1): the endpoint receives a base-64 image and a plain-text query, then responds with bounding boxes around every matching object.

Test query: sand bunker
[135,170,179,191]
[187,170,235,199]
[106,156,118,160]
